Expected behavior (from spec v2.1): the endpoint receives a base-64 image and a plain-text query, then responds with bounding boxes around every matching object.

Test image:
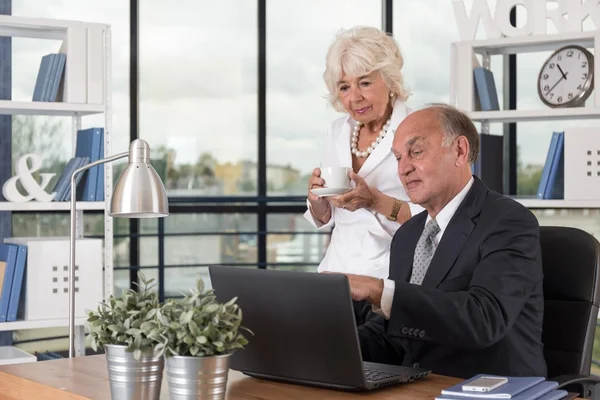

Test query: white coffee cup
[321,167,351,189]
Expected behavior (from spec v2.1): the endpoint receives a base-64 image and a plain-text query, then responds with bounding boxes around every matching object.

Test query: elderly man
[346,103,547,378]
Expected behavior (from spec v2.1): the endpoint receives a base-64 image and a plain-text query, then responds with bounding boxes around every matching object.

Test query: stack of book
[32,53,66,102]
[0,243,27,323]
[50,127,105,202]
[437,375,567,400]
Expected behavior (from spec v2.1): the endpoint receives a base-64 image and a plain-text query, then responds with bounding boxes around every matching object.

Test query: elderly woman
[304,26,422,324]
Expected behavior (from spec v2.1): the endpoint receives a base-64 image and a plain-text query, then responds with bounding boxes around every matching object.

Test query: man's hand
[344,274,384,308]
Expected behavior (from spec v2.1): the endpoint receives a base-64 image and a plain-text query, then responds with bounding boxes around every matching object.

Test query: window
[139,0,258,197]
[266,0,381,196]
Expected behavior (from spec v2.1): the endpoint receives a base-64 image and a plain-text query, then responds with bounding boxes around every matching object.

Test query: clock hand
[546,73,568,95]
[557,64,567,80]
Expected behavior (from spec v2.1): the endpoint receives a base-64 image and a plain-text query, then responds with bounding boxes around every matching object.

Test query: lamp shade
[110,139,169,218]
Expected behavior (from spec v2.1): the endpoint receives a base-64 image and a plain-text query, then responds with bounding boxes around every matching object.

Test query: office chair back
[541,226,600,379]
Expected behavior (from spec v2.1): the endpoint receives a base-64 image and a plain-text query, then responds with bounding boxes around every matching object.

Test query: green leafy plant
[154,277,252,358]
[86,271,161,360]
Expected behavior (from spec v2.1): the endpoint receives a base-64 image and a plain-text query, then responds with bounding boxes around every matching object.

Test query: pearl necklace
[351,118,391,158]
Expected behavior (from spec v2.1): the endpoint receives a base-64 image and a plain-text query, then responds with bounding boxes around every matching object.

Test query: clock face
[538,45,594,107]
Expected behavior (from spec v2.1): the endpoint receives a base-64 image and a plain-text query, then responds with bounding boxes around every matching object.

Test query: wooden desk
[0,355,582,400]
[0,355,460,399]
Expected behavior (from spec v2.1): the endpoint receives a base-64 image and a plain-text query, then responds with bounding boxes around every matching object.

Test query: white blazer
[304,99,423,279]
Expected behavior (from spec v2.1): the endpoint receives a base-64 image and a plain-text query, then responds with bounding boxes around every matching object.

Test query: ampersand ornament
[2,153,57,202]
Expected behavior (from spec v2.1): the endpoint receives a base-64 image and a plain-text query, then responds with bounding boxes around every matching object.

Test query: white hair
[323,26,411,112]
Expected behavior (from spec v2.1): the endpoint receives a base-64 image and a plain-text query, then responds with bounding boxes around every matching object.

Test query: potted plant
[155,277,251,400]
[87,272,164,400]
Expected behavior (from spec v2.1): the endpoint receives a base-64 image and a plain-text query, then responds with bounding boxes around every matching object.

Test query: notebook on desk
[208,267,431,391]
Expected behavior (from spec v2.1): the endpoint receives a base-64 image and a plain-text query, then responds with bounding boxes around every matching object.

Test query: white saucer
[310,187,351,197]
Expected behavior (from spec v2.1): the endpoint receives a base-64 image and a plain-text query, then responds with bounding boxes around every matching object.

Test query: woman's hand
[329,171,376,212]
[307,167,331,223]
[329,172,411,223]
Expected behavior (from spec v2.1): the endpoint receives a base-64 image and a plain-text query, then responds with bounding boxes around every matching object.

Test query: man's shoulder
[482,189,537,223]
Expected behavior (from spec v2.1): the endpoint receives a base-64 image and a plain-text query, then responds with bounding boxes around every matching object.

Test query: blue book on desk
[440,374,545,398]
[437,383,566,400]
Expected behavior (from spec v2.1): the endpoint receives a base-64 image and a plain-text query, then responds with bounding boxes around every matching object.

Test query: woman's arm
[369,190,411,224]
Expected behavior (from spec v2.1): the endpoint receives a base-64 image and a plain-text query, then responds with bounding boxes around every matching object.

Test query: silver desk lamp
[68,139,169,357]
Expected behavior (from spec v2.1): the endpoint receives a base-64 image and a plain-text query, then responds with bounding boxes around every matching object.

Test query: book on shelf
[49,126,105,202]
[0,243,26,323]
[76,127,104,202]
[473,67,500,111]
[32,53,66,102]
[537,132,564,200]
[50,156,89,202]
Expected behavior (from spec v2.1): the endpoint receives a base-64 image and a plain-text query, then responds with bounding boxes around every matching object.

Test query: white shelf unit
[0,100,104,116]
[516,199,600,209]
[450,31,600,209]
[0,202,105,212]
[0,317,88,332]
[0,15,113,356]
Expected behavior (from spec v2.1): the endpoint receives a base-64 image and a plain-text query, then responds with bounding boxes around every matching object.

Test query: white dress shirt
[304,99,423,279]
[376,176,475,317]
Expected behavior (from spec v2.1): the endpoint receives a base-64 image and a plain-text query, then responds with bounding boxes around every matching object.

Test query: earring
[390,92,394,97]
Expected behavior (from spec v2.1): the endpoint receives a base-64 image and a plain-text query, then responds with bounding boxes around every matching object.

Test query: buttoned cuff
[303,200,335,230]
[372,279,395,319]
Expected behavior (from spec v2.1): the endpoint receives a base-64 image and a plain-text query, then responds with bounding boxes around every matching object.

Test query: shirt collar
[426,176,475,235]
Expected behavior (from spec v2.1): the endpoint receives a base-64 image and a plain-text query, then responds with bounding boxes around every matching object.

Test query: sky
[11,0,600,176]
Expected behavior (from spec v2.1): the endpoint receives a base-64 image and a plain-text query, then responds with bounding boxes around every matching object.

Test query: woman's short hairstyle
[323,26,410,112]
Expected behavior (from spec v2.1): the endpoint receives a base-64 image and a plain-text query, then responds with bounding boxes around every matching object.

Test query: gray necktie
[410,219,441,285]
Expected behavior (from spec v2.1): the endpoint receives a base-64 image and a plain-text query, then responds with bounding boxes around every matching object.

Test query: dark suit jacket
[358,177,547,379]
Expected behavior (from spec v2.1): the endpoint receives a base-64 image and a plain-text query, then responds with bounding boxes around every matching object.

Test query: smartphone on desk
[462,376,508,392]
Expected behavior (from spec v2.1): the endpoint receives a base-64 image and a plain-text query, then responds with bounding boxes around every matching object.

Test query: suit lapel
[421,178,488,289]
[335,117,353,168]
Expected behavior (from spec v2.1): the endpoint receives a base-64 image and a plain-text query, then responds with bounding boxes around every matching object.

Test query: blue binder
[537,132,562,199]
[543,132,564,199]
[473,67,500,111]
[0,244,18,322]
[6,245,26,322]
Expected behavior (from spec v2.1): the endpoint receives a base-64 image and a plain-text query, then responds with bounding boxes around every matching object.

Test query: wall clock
[537,44,594,108]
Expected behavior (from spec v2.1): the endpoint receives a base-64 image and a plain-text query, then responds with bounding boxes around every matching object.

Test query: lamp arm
[69,151,128,358]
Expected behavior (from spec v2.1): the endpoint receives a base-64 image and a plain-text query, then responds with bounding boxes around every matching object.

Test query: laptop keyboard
[364,368,398,382]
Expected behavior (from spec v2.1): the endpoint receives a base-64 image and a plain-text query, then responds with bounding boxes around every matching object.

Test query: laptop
[208,266,431,391]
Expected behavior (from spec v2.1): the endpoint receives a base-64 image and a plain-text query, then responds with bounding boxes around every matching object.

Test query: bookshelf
[450,30,600,209]
[0,15,113,357]
[0,101,104,116]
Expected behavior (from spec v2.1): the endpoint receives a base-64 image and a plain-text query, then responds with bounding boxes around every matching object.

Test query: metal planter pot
[166,353,232,400]
[104,344,164,400]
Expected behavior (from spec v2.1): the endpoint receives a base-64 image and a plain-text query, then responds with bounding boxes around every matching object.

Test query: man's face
[391,110,457,210]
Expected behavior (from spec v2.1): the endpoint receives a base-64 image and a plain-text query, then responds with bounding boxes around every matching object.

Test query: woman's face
[337,71,391,124]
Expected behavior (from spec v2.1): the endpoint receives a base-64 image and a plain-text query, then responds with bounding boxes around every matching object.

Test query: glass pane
[164,234,257,266]
[165,213,257,234]
[393,0,460,108]
[266,0,381,196]
[165,266,209,298]
[267,213,328,268]
[139,0,258,196]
